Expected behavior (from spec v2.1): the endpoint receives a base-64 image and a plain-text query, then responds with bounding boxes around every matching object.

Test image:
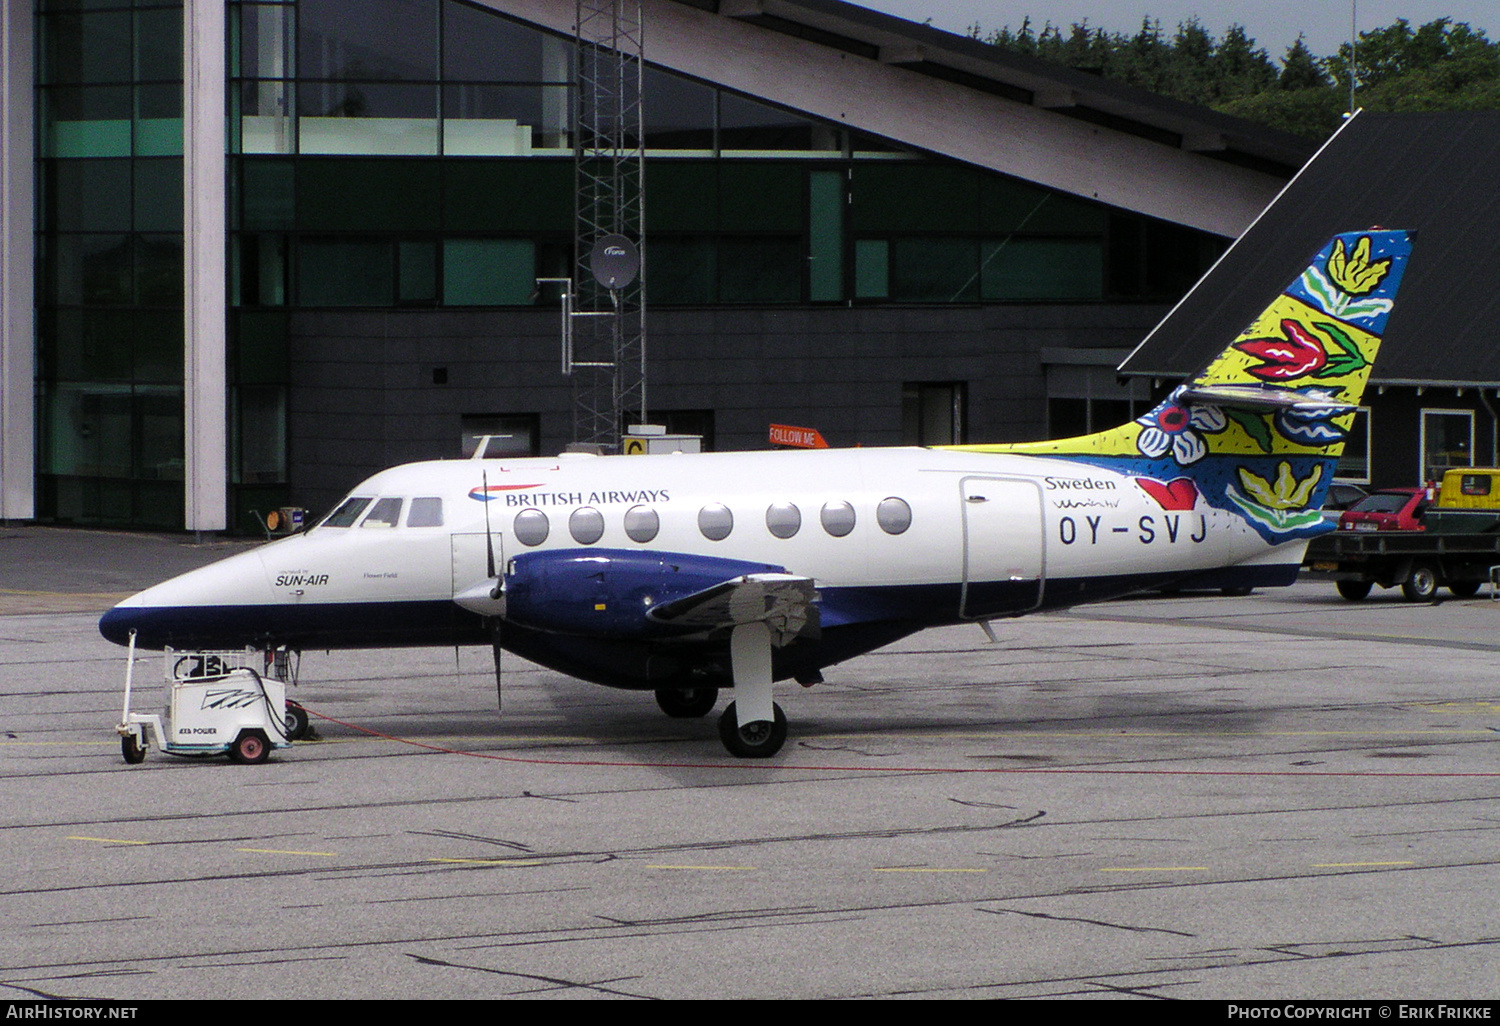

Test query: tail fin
[955,229,1414,542]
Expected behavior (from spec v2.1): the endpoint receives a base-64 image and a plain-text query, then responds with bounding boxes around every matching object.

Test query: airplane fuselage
[101,445,1299,690]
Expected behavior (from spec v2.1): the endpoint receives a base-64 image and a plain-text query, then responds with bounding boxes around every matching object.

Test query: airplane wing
[646,573,819,646]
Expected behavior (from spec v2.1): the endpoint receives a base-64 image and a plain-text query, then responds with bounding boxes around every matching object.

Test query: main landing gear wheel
[228,729,271,765]
[1402,562,1440,602]
[284,700,310,740]
[1336,579,1373,601]
[654,686,719,718]
[121,733,146,764]
[717,702,787,758]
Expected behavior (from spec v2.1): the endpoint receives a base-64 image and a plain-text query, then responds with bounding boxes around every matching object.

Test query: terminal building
[0,0,1314,531]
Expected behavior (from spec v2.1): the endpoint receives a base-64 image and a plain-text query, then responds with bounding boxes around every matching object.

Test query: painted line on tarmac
[1100,866,1209,872]
[235,847,338,857]
[872,867,987,873]
[67,835,149,846]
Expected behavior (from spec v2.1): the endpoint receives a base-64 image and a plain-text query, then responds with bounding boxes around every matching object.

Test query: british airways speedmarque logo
[469,483,543,502]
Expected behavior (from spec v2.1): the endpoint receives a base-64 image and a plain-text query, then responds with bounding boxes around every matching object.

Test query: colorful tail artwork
[954,229,1414,544]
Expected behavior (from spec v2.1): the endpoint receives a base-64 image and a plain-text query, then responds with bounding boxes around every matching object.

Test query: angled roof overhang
[484,0,1315,237]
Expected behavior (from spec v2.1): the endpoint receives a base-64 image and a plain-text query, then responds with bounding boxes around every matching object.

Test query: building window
[1421,409,1474,483]
[1335,408,1370,484]
[902,382,966,445]
[461,414,539,458]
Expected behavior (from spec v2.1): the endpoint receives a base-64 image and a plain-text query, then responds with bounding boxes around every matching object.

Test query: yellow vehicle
[1435,468,1500,510]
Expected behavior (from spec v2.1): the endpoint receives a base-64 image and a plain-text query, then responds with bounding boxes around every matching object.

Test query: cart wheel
[121,733,147,764]
[228,729,271,765]
[284,701,309,741]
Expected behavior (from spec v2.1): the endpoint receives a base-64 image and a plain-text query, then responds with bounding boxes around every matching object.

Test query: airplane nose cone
[98,603,136,646]
[99,599,176,649]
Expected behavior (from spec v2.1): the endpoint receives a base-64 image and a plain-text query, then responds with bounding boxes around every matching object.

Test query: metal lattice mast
[571,0,646,450]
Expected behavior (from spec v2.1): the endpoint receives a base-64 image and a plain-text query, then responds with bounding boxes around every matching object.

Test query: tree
[975,14,1498,139]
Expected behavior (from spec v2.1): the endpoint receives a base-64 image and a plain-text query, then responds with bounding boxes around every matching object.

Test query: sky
[854,1,1495,58]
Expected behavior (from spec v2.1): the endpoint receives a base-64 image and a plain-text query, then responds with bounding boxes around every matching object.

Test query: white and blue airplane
[102,230,1413,757]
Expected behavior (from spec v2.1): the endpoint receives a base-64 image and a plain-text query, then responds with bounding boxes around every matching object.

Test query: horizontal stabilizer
[647,573,819,646]
[1177,384,1357,415]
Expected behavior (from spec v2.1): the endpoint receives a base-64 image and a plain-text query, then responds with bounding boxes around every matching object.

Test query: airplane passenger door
[451,531,501,597]
[960,476,1044,619]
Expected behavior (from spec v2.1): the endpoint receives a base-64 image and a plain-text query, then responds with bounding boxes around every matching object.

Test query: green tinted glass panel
[808,171,843,302]
[719,238,800,303]
[399,240,438,303]
[854,239,888,299]
[44,84,133,156]
[43,384,132,477]
[644,162,716,233]
[134,118,182,156]
[442,159,570,231]
[46,234,133,305]
[891,237,977,302]
[134,159,182,231]
[649,238,714,305]
[234,309,290,384]
[298,159,440,231]
[137,388,185,481]
[718,163,801,232]
[851,164,981,233]
[642,67,713,150]
[299,0,439,81]
[982,177,1105,233]
[298,238,395,306]
[42,11,133,84]
[235,233,288,306]
[135,234,184,305]
[135,309,183,383]
[135,7,182,81]
[45,159,132,232]
[41,308,134,382]
[719,94,825,152]
[443,239,534,305]
[981,238,1103,300]
[443,0,571,82]
[241,159,295,229]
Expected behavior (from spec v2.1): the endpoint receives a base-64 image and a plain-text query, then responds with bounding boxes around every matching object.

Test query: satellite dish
[590,234,640,289]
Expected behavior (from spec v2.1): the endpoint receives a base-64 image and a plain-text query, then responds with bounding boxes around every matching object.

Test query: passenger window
[699,503,733,541]
[624,505,659,543]
[820,500,855,537]
[569,507,605,545]
[321,496,372,528]
[766,502,801,539]
[360,497,404,528]
[514,509,549,546]
[876,496,912,535]
[407,497,444,527]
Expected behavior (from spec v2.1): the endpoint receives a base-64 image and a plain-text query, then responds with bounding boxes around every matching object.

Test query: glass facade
[36,0,185,527]
[226,2,1221,316]
[32,0,1228,529]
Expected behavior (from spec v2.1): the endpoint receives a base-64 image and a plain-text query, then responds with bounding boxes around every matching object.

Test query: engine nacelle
[502,548,789,638]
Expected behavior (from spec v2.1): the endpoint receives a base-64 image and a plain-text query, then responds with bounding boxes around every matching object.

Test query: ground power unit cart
[116,632,301,765]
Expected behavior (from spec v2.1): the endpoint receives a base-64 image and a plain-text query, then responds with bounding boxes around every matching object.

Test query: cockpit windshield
[319,496,372,529]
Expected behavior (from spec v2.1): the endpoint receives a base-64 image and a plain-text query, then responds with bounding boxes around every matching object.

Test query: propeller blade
[490,620,503,713]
